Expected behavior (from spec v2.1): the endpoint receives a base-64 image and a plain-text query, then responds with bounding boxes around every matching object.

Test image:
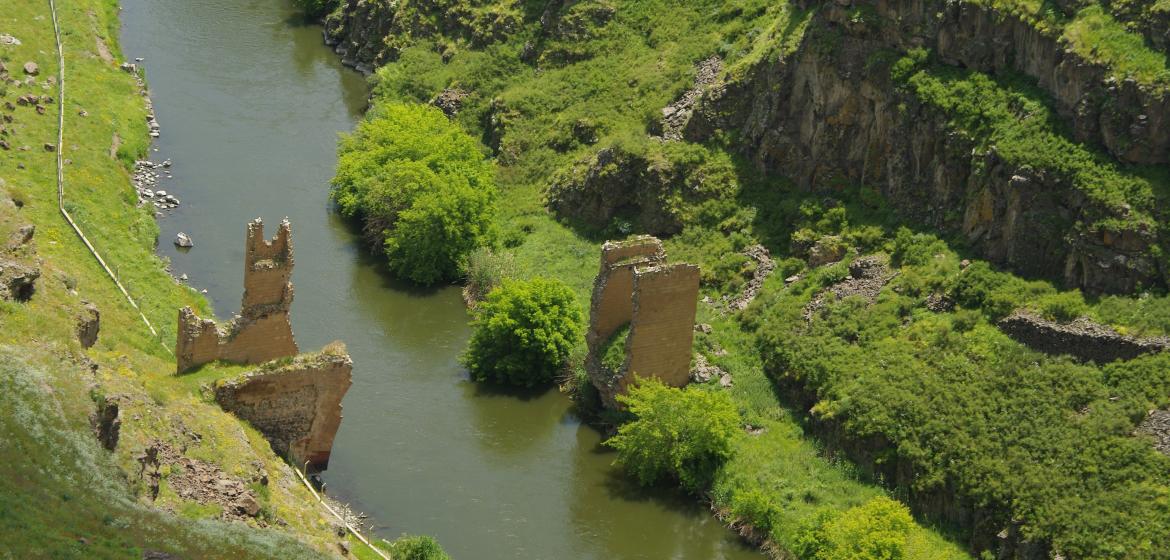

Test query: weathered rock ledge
[998,310,1170,363]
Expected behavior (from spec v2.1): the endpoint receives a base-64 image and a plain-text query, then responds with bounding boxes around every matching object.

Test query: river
[119,1,758,558]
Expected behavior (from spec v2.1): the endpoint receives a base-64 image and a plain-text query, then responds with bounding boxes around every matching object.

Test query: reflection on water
[119,0,760,557]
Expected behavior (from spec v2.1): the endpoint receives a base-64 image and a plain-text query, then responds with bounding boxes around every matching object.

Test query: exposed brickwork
[214,343,352,470]
[624,264,701,391]
[585,236,700,407]
[176,218,298,373]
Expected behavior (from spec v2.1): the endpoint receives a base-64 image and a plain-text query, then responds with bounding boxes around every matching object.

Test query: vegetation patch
[606,379,741,493]
[462,277,584,387]
[893,50,1165,233]
[332,101,497,285]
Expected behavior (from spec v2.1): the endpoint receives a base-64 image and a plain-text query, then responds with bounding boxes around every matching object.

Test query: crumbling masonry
[214,344,352,470]
[176,218,298,374]
[175,218,351,471]
[585,236,700,407]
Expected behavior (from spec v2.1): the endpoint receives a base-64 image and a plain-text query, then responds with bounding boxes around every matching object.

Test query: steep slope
[0,2,349,557]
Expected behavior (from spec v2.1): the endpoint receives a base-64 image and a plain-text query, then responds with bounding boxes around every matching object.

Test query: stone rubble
[729,244,776,311]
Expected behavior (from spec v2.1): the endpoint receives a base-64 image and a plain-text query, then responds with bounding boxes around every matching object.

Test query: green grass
[1065,4,1170,85]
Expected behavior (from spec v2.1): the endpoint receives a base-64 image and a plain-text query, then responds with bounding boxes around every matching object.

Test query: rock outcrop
[998,310,1170,363]
[91,396,121,451]
[545,147,688,236]
[214,344,352,471]
[176,218,298,373]
[77,302,100,349]
[585,236,700,407]
[0,194,39,303]
[323,0,521,72]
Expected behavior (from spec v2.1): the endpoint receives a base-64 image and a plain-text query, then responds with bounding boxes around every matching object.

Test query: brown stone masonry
[214,343,352,470]
[176,218,299,373]
[585,236,700,407]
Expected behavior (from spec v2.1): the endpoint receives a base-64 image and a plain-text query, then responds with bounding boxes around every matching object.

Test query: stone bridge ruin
[174,218,350,470]
[176,218,298,373]
[585,236,700,407]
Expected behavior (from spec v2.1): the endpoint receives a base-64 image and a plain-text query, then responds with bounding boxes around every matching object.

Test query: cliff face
[323,0,522,72]
[687,0,1167,294]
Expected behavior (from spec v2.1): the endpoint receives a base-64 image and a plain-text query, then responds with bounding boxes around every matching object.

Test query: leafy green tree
[332,101,496,285]
[462,277,583,387]
[384,175,496,285]
[794,497,914,560]
[606,379,740,493]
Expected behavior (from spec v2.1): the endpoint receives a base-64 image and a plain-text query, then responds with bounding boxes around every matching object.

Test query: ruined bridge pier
[175,218,351,470]
[585,236,700,408]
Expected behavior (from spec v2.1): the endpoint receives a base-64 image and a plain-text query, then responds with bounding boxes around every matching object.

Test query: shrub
[462,277,583,387]
[384,535,450,560]
[794,496,914,560]
[1036,291,1088,322]
[462,247,517,303]
[384,177,496,285]
[599,324,630,373]
[606,379,740,493]
[331,101,497,285]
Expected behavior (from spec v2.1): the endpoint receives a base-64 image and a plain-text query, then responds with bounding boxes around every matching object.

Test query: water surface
[119,2,758,558]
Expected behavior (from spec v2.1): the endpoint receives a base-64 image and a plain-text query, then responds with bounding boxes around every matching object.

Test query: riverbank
[0,1,358,556]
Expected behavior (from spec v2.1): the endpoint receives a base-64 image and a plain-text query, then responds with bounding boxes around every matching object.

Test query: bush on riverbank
[462,277,583,387]
[606,379,740,494]
[794,497,915,560]
[332,101,497,285]
[380,534,451,560]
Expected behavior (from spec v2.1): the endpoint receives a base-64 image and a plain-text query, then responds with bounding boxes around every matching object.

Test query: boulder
[807,236,846,267]
[174,232,193,248]
[22,62,37,76]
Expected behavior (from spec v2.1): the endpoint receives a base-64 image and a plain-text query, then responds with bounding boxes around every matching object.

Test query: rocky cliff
[685,0,1168,294]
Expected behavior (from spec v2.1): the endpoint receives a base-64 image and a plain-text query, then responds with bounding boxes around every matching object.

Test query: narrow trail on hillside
[47,0,166,347]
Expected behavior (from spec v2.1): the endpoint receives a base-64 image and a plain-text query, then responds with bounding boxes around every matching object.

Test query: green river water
[119,1,759,558]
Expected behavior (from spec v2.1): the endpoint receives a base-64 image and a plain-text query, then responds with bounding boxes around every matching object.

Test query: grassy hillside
[0,2,345,557]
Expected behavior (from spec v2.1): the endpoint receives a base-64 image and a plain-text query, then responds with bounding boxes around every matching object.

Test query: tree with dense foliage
[462,277,583,387]
[794,497,914,560]
[606,379,740,493]
[332,101,497,285]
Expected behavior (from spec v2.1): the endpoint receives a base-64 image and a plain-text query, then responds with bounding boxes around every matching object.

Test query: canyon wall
[687,1,1166,294]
